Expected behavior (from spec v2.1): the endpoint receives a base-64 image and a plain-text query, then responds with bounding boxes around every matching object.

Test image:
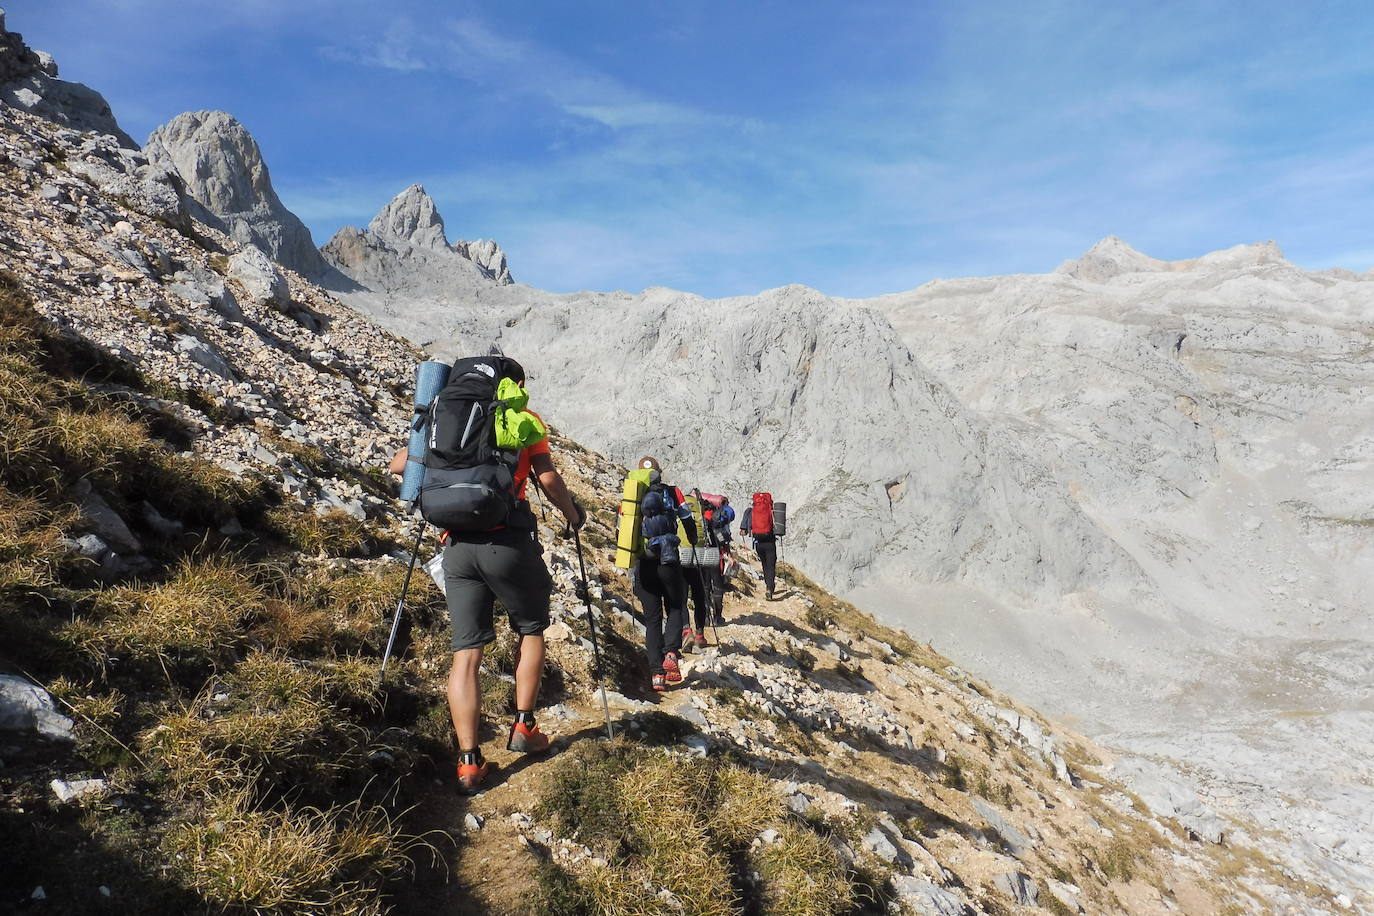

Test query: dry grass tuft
[267,505,373,556]
[161,785,411,914]
[0,490,74,596]
[74,556,265,670]
[755,821,855,915]
[535,740,855,916]
[143,651,364,799]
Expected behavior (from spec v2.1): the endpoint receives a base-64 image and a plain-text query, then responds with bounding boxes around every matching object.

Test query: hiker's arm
[531,452,585,529]
[388,447,407,477]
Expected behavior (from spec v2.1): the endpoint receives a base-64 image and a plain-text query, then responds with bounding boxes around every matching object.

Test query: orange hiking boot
[457,755,491,795]
[652,673,667,692]
[507,720,550,754]
[662,652,683,685]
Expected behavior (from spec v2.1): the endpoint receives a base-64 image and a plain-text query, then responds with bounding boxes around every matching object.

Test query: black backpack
[418,356,521,531]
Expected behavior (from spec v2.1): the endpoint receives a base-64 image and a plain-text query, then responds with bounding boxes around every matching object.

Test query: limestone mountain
[143,110,329,278]
[332,232,1374,901]
[1,12,1366,912]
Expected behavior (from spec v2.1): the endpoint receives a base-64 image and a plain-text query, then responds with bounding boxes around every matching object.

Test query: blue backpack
[640,484,681,565]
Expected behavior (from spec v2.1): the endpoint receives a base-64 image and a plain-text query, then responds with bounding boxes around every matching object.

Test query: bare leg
[513,634,545,711]
[449,647,484,749]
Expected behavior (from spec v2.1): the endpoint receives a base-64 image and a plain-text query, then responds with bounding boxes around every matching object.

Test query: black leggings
[683,564,723,633]
[634,557,686,673]
[756,538,777,595]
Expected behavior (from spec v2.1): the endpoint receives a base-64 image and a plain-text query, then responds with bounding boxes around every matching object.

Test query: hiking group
[614,457,785,692]
[388,354,784,794]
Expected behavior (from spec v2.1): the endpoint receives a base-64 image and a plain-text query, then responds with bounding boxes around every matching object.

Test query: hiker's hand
[570,500,587,531]
[574,582,589,602]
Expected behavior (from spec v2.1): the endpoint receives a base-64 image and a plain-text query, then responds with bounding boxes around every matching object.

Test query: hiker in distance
[632,457,698,692]
[739,492,783,600]
[389,356,585,794]
[683,492,734,649]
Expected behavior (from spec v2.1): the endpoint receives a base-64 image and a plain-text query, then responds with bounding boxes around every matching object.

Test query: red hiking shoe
[457,758,492,795]
[680,628,696,653]
[652,673,667,692]
[694,631,708,648]
[662,652,683,685]
[507,720,550,754]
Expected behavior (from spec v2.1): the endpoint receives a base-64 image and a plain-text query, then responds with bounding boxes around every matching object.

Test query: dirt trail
[405,559,782,914]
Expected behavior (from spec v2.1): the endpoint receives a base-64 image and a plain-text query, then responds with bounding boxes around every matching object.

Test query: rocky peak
[454,237,513,284]
[0,13,134,146]
[1055,235,1166,282]
[143,110,327,279]
[1057,235,1291,283]
[368,184,449,251]
[321,186,515,298]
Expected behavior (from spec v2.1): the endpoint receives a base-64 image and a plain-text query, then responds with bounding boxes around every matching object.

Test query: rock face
[320,184,514,340]
[0,17,135,146]
[143,110,328,278]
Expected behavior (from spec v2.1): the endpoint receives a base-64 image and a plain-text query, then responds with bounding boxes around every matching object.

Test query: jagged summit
[368,183,449,251]
[1057,235,1289,282]
[0,11,134,146]
[320,184,514,315]
[143,110,328,278]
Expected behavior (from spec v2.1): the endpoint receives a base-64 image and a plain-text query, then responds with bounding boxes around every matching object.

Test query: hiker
[739,492,782,600]
[630,457,697,691]
[705,495,735,547]
[683,493,734,648]
[389,356,585,794]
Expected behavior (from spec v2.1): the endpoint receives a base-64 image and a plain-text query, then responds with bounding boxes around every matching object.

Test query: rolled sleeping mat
[399,359,452,503]
[771,501,787,537]
[614,468,653,569]
[678,545,721,567]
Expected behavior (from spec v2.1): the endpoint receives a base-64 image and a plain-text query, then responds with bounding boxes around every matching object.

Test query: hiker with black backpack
[389,356,584,794]
[739,492,783,600]
[629,457,698,692]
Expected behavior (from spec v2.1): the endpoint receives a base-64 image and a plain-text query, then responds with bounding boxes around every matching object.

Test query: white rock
[0,675,75,741]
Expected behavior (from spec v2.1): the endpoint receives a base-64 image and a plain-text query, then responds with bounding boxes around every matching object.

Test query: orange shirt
[513,413,550,500]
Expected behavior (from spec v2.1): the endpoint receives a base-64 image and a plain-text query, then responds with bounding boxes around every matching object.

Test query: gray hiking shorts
[441,528,553,652]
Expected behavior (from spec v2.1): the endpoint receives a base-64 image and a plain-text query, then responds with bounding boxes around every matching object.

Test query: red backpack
[750,492,774,535]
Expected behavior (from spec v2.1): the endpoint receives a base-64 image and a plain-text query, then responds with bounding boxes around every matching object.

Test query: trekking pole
[571,527,615,740]
[379,511,427,684]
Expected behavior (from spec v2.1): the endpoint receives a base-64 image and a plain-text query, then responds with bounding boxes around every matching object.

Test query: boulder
[972,798,1034,858]
[65,156,189,230]
[993,872,1038,906]
[73,479,141,555]
[889,877,971,916]
[227,245,289,308]
[173,334,237,381]
[0,675,74,741]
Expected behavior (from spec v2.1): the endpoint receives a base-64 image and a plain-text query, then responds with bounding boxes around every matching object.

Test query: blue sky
[17,1,1374,297]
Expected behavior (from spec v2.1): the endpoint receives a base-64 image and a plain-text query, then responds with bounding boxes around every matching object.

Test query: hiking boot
[652,673,667,692]
[694,630,708,648]
[457,758,492,795]
[506,720,550,755]
[662,652,683,685]
[680,628,696,653]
